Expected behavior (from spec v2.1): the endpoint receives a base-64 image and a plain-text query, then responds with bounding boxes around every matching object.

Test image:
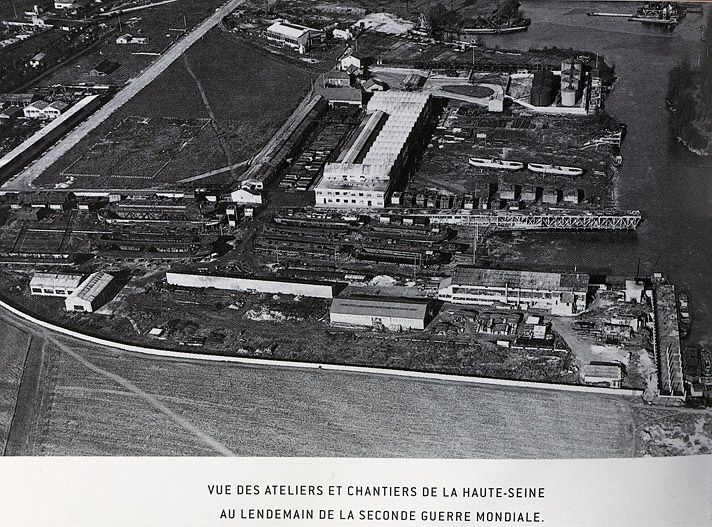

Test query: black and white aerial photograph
[0,0,710,461]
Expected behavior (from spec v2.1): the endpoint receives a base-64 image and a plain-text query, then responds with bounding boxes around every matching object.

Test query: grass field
[35,28,319,189]
[0,320,30,453]
[32,334,636,457]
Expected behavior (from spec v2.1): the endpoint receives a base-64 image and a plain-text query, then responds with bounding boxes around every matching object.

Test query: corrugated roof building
[330,297,432,330]
[439,266,589,316]
[64,272,116,312]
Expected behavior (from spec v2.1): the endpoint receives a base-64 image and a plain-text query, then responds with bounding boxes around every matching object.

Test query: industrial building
[438,266,589,316]
[530,70,557,107]
[330,297,432,331]
[166,272,340,299]
[30,272,84,297]
[64,271,117,312]
[314,91,431,209]
[265,21,323,54]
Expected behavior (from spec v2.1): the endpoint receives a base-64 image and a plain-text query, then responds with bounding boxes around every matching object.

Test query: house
[22,99,68,120]
[90,59,120,77]
[42,101,69,119]
[23,100,50,119]
[0,106,24,122]
[324,69,353,87]
[438,266,590,316]
[30,273,84,297]
[265,21,323,54]
[64,272,118,312]
[333,28,353,40]
[582,362,623,388]
[330,297,432,331]
[340,53,370,72]
[362,78,386,92]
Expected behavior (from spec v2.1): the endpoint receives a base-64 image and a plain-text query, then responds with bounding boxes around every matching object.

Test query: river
[480,1,712,344]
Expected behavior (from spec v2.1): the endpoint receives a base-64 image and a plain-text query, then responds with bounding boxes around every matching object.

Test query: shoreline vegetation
[666,10,712,156]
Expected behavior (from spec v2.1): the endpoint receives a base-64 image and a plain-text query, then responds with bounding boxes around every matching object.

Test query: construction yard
[404,99,624,209]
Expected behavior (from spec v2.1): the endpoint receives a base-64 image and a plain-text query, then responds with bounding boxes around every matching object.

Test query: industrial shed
[582,363,623,388]
[330,297,432,331]
[30,272,84,297]
[166,272,340,299]
[64,272,117,312]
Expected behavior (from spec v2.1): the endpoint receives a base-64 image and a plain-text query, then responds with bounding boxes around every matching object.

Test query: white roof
[30,272,83,290]
[266,21,315,39]
[68,271,113,303]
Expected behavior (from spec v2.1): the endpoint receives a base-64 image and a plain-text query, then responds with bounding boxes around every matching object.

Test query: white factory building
[330,297,432,331]
[166,272,339,299]
[30,272,84,297]
[438,266,589,316]
[64,271,117,313]
[314,91,431,209]
[265,21,323,54]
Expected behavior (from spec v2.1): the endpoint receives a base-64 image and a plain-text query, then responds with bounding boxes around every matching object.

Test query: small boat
[469,157,525,170]
[678,292,691,338]
[527,163,584,176]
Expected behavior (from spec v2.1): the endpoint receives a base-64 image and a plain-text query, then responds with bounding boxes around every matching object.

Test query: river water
[479,1,712,344]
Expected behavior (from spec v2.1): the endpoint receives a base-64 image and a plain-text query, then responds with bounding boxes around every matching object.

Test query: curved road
[0,0,246,193]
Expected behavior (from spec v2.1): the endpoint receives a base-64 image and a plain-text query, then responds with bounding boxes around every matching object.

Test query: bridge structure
[402,210,643,230]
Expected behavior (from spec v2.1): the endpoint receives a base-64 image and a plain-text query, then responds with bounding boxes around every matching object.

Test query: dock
[652,282,685,399]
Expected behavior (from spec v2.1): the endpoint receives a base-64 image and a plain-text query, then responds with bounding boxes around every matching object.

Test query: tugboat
[527,163,584,176]
[629,2,684,26]
[469,157,525,170]
[678,291,691,338]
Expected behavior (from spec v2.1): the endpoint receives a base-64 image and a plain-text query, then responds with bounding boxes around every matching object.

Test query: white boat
[527,163,584,176]
[468,157,525,170]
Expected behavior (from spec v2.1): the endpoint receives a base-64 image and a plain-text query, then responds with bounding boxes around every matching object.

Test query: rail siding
[0,298,643,397]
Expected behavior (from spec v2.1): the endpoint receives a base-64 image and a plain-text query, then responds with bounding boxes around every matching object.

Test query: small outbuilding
[582,362,623,388]
[329,297,432,331]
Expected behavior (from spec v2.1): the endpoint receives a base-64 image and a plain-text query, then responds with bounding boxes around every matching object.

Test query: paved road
[0,0,246,193]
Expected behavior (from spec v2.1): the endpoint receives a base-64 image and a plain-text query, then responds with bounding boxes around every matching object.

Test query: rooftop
[266,21,319,39]
[30,272,83,290]
[331,297,429,320]
[452,266,590,292]
[583,363,622,380]
[69,271,114,303]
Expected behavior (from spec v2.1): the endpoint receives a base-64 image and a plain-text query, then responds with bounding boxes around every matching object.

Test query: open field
[34,28,319,190]
[31,332,636,457]
[0,320,31,453]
